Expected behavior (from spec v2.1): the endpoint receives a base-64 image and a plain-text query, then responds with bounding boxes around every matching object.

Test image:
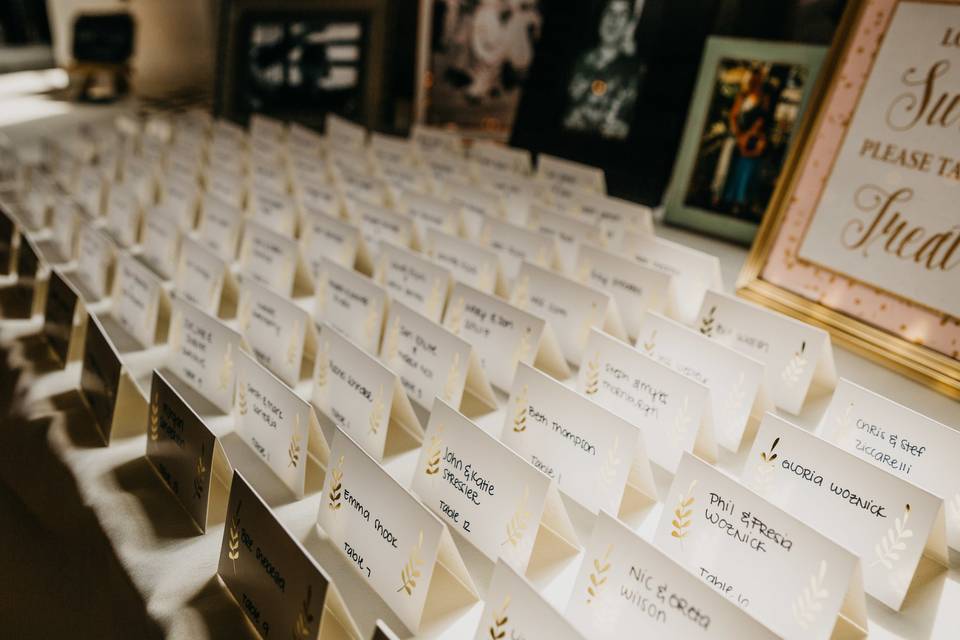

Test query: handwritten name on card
[375,243,450,323]
[198,194,243,262]
[113,252,163,348]
[238,278,310,387]
[175,237,227,316]
[425,229,500,295]
[239,221,298,296]
[315,258,388,355]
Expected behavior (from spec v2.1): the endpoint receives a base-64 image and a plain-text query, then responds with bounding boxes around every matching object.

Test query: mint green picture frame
[664,37,826,245]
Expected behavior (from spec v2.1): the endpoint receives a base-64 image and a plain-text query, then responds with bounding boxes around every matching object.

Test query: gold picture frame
[738,0,960,399]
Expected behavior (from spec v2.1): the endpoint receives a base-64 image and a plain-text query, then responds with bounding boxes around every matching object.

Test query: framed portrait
[511,0,721,205]
[664,37,826,244]
[414,0,545,140]
[740,0,960,398]
[214,0,390,130]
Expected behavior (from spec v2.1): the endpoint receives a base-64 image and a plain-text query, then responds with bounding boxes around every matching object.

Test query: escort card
[296,180,341,220]
[168,298,243,414]
[326,113,367,149]
[198,194,243,261]
[75,164,105,216]
[637,312,770,453]
[576,244,670,342]
[572,192,655,248]
[206,166,246,211]
[159,175,200,229]
[104,182,141,248]
[380,163,431,204]
[411,123,463,156]
[175,237,231,317]
[234,350,329,498]
[504,364,656,516]
[312,324,422,460]
[380,301,497,415]
[742,413,947,610]
[413,399,579,573]
[577,329,717,472]
[695,291,836,415]
[425,228,503,296]
[469,140,531,174]
[121,155,157,209]
[145,370,231,532]
[140,206,181,279]
[75,225,114,301]
[822,379,960,550]
[476,560,583,640]
[445,181,503,238]
[480,217,555,281]
[80,313,148,444]
[354,203,415,257]
[317,427,478,632]
[250,113,285,142]
[511,262,625,367]
[218,471,362,640]
[247,184,297,237]
[537,154,605,193]
[43,268,83,366]
[400,191,461,243]
[113,252,166,349]
[374,243,449,323]
[300,210,364,283]
[370,132,415,168]
[238,277,315,387]
[474,167,537,227]
[621,232,723,324]
[568,512,778,639]
[288,121,324,153]
[239,221,299,296]
[49,198,80,262]
[527,204,604,276]
[314,258,387,355]
[654,453,867,639]
[443,282,569,391]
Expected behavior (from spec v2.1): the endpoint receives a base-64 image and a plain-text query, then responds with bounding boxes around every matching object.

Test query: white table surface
[1,93,958,640]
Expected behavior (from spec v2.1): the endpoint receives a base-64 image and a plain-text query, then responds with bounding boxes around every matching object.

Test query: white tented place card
[312,323,422,460]
[250,112,286,143]
[413,399,580,573]
[145,370,231,533]
[314,257,388,355]
[79,313,148,444]
[572,192,655,248]
[49,198,80,263]
[234,350,328,498]
[205,166,246,212]
[238,220,299,296]
[380,163,431,203]
[75,225,115,301]
[527,203,605,276]
[480,217,555,282]
[246,183,297,237]
[374,242,450,323]
[621,232,722,324]
[400,191,461,243]
[504,364,656,517]
[380,301,497,416]
[411,123,463,156]
[578,329,717,472]
[295,178,340,218]
[537,154,605,193]
[654,453,867,639]
[469,140,531,174]
[112,252,167,349]
[695,290,836,415]
[159,175,201,229]
[354,202,415,257]
[425,228,503,296]
[511,262,625,367]
[476,560,584,640]
[198,194,243,262]
[174,237,232,317]
[443,282,569,391]
[445,181,503,239]
[75,164,106,216]
[370,131,415,168]
[637,312,770,453]
[288,121,324,153]
[325,113,367,150]
[317,427,478,633]
[300,210,362,280]
[122,155,158,209]
[474,167,537,227]
[742,413,947,610]
[568,511,777,639]
[139,206,181,279]
[575,244,670,343]
[217,472,363,640]
[104,182,141,248]
[822,379,960,550]
[237,277,314,388]
[168,297,243,414]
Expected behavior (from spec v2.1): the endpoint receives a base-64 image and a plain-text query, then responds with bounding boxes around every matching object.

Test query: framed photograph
[511,0,721,204]
[740,0,960,398]
[415,0,545,140]
[664,37,826,244]
[214,0,390,129]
